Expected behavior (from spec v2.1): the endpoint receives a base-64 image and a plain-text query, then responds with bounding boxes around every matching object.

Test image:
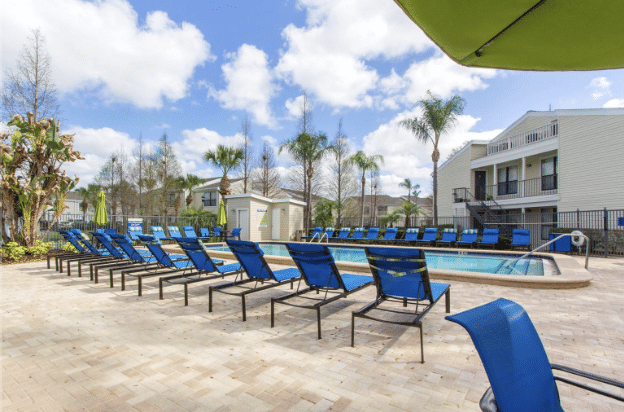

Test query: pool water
[208,243,555,276]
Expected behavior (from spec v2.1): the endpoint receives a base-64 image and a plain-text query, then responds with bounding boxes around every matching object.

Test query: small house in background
[225,194,305,242]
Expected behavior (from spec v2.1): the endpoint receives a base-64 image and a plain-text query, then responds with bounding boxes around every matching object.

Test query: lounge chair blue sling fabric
[224,228,242,240]
[352,247,450,363]
[380,228,397,241]
[167,226,183,239]
[401,228,419,242]
[510,229,531,250]
[348,227,365,241]
[446,298,624,411]
[335,228,351,240]
[151,226,171,242]
[301,227,323,241]
[457,229,478,247]
[365,227,379,240]
[209,240,301,320]
[478,229,499,248]
[436,228,457,246]
[271,243,374,339]
[55,231,114,276]
[415,228,438,244]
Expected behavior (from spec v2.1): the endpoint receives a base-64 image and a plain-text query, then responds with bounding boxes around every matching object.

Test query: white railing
[487,120,558,155]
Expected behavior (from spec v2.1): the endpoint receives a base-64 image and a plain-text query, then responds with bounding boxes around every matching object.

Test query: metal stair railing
[318,233,329,243]
[504,232,590,270]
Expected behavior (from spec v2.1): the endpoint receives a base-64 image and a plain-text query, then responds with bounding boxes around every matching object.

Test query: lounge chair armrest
[552,364,624,402]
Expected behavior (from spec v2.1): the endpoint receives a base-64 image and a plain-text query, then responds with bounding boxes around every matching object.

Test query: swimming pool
[207,243,557,276]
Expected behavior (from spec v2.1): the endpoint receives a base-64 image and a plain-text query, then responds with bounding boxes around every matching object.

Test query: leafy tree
[399,178,414,203]
[154,133,182,216]
[180,174,201,208]
[313,199,335,228]
[75,187,90,221]
[346,151,384,227]
[412,184,421,198]
[400,90,465,225]
[380,210,401,228]
[398,201,423,228]
[204,145,244,213]
[181,206,217,230]
[0,113,82,246]
[280,132,329,231]
[2,30,59,122]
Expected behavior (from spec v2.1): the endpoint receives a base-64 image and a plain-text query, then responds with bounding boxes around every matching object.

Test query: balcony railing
[487,120,558,155]
[453,175,558,203]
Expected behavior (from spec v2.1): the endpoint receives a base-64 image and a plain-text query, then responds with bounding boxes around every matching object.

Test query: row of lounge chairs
[303,227,532,249]
[47,229,624,409]
[128,225,241,242]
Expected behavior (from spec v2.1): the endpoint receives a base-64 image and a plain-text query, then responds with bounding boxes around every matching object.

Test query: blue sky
[3,0,624,197]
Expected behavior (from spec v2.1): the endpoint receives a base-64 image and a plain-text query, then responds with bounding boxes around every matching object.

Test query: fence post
[604,207,609,258]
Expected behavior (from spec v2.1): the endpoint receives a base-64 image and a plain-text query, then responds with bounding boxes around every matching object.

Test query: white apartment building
[438,108,624,242]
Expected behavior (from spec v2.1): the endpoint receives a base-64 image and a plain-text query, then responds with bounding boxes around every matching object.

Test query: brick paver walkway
[2,256,623,411]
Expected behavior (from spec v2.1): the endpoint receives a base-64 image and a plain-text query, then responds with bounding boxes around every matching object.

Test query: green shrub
[27,240,55,256]
[61,242,78,253]
[1,242,27,261]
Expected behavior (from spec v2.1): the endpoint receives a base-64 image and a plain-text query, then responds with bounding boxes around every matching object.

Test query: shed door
[237,209,250,241]
[272,208,281,240]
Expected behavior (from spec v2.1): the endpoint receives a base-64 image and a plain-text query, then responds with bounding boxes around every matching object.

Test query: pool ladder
[503,232,590,272]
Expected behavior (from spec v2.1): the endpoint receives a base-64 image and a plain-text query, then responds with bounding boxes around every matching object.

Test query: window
[497,165,518,196]
[202,191,217,207]
[168,193,177,207]
[541,157,557,191]
[364,206,370,215]
[377,206,388,216]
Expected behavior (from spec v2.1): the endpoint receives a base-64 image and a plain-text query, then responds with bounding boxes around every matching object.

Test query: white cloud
[285,95,310,118]
[603,98,624,108]
[172,128,245,176]
[589,76,612,100]
[276,0,431,109]
[3,0,212,109]
[362,110,502,196]
[209,44,278,127]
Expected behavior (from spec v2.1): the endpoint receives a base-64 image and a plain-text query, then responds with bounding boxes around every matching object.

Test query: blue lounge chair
[127,225,144,241]
[301,227,323,241]
[400,228,420,242]
[456,229,478,248]
[121,234,198,296]
[182,226,211,240]
[347,227,365,241]
[364,227,380,241]
[271,243,374,339]
[334,227,351,240]
[212,227,224,241]
[171,237,243,305]
[151,226,172,243]
[446,298,624,411]
[478,228,500,248]
[319,227,335,242]
[87,232,152,283]
[200,227,212,238]
[380,228,398,242]
[510,228,531,250]
[53,230,113,275]
[352,247,451,362]
[224,227,242,241]
[209,240,301,321]
[103,234,163,287]
[167,225,183,239]
[415,227,438,245]
[436,228,457,246]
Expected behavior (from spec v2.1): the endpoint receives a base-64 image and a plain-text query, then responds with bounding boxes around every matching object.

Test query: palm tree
[75,187,89,222]
[412,184,421,199]
[178,174,202,208]
[398,201,423,228]
[204,145,244,212]
[399,178,414,203]
[347,151,384,227]
[400,90,465,225]
[279,132,330,231]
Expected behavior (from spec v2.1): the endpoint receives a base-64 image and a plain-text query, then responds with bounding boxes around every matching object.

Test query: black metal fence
[315,208,624,257]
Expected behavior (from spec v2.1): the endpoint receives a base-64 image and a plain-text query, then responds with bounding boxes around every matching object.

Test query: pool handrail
[507,232,590,270]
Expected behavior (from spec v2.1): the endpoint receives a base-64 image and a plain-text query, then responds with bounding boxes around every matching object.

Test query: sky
[3,0,624,198]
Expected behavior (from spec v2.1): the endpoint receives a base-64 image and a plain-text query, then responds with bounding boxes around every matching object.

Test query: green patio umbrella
[94,190,108,226]
[392,0,624,71]
[216,200,227,227]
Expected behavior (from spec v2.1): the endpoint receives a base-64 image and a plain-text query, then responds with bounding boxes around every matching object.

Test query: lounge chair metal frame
[208,240,300,321]
[352,247,451,363]
[271,243,374,339]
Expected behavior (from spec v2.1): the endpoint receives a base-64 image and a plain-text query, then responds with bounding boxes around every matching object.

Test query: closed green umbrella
[94,190,108,226]
[217,200,227,227]
[392,0,624,70]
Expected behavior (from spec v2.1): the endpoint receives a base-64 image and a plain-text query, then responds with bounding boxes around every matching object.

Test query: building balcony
[453,175,558,204]
[486,120,558,155]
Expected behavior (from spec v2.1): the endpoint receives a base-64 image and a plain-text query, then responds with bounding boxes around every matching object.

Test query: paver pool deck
[2,255,624,411]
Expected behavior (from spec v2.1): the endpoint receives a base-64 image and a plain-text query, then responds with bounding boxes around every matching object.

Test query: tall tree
[240,116,252,193]
[254,141,281,198]
[280,132,329,231]
[2,30,59,122]
[399,178,414,203]
[400,90,465,225]
[176,173,201,210]
[154,133,182,216]
[75,187,90,221]
[132,132,147,214]
[328,119,356,227]
[1,114,82,246]
[204,145,243,213]
[346,151,384,227]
